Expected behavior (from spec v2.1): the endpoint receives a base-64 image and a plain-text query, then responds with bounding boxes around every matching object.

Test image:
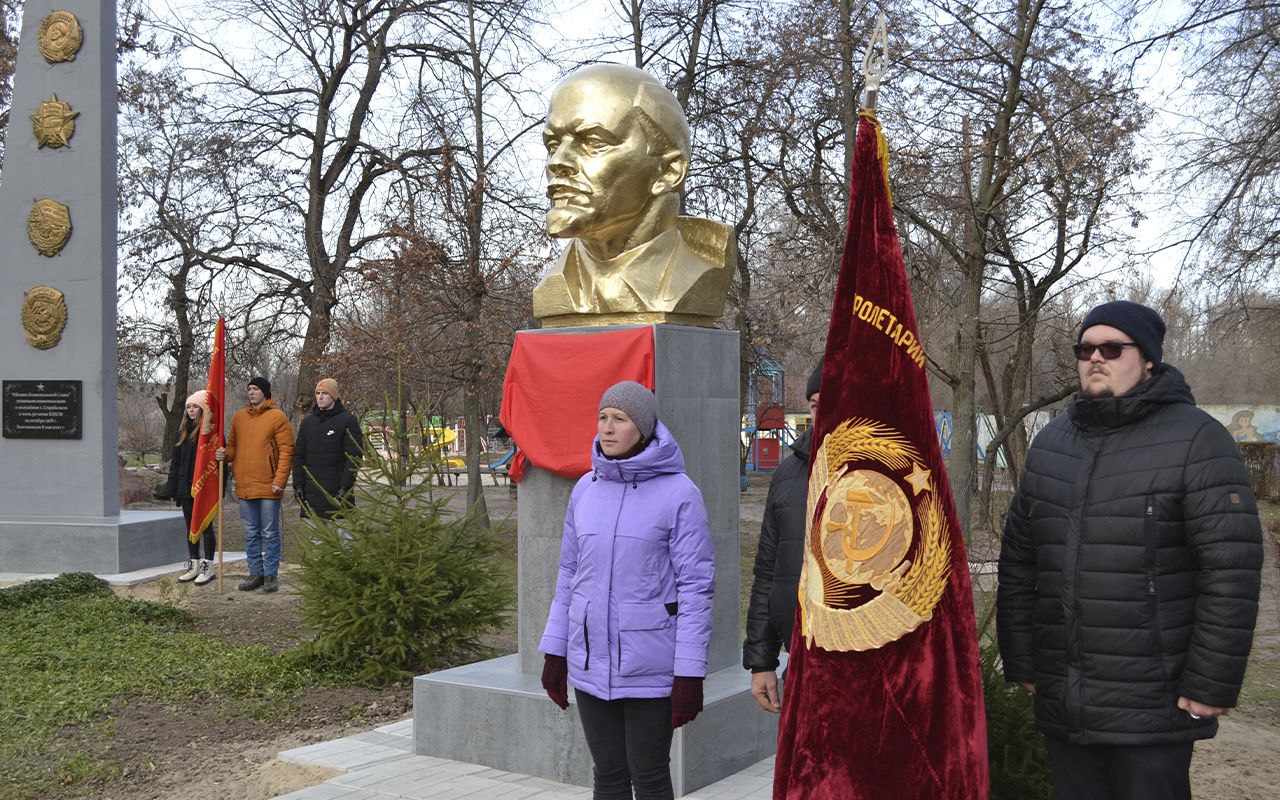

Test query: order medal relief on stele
[27,199,72,257]
[21,286,69,350]
[38,10,83,63]
[30,95,79,148]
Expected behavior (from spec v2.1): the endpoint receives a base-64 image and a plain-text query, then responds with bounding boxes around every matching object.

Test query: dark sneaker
[238,575,264,591]
[263,576,279,593]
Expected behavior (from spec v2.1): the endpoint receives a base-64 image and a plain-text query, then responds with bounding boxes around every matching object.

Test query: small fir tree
[294,389,511,685]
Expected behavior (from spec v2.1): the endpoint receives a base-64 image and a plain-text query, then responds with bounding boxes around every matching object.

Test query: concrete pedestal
[0,510,187,574]
[415,325,779,794]
[413,655,777,795]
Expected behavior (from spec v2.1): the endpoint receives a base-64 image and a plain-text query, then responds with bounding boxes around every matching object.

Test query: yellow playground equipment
[424,425,465,468]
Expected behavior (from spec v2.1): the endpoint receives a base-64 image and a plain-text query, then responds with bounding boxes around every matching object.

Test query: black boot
[263,576,279,593]
[238,575,264,591]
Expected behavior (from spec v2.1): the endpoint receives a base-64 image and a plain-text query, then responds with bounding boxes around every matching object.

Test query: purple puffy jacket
[539,421,715,700]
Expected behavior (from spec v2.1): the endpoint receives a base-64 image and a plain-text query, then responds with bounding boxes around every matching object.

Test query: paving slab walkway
[277,718,775,800]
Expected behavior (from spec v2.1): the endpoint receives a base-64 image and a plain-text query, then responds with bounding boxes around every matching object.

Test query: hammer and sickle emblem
[827,486,895,572]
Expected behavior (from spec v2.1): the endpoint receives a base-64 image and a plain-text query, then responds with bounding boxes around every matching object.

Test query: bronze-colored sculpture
[532,64,734,328]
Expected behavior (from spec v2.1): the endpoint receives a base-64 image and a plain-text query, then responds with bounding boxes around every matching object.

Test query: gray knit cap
[598,381,658,441]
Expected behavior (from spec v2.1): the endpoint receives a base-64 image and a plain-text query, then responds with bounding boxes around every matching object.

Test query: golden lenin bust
[533,64,736,328]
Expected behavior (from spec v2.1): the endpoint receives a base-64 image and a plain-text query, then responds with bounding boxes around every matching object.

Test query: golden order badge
[798,418,952,651]
[22,286,69,349]
[28,199,72,257]
[31,94,78,148]
[38,10,83,63]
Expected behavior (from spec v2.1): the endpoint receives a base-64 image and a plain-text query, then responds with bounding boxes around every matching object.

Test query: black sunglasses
[1073,341,1139,361]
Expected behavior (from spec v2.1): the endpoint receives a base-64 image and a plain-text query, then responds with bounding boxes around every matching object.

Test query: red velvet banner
[499,327,655,482]
[772,113,989,798]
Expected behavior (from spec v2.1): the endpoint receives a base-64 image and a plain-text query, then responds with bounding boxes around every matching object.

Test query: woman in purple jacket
[540,381,715,800]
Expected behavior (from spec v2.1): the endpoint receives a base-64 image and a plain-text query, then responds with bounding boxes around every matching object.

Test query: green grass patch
[0,573,354,798]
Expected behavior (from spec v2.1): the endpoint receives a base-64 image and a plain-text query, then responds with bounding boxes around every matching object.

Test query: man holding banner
[217,375,293,594]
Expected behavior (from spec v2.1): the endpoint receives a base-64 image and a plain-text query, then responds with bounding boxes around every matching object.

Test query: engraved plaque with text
[2,380,82,439]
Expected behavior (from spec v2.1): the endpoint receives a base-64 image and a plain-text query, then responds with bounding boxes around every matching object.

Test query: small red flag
[772,112,988,798]
[188,318,225,543]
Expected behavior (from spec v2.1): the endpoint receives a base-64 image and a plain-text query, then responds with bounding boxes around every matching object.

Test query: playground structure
[742,351,804,473]
[362,411,466,468]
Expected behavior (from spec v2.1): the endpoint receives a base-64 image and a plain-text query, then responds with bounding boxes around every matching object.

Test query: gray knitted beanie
[598,381,658,441]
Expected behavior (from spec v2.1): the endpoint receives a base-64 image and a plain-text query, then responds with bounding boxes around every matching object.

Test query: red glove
[542,654,569,710]
[671,676,704,728]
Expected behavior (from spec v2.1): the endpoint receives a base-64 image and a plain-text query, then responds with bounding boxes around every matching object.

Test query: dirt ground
[42,482,1280,797]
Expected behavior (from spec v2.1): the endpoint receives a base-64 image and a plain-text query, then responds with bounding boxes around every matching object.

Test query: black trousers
[179,498,216,561]
[574,689,673,800]
[1044,735,1194,800]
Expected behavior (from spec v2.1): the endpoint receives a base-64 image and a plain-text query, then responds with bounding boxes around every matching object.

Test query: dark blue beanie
[806,363,822,400]
[1078,301,1165,365]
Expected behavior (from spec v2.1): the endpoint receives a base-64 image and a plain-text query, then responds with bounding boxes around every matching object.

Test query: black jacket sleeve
[339,413,363,496]
[997,482,1038,683]
[743,483,784,672]
[161,444,180,500]
[1176,420,1264,707]
[291,418,309,496]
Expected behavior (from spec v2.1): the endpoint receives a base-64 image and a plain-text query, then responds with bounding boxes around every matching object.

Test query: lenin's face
[543,78,668,242]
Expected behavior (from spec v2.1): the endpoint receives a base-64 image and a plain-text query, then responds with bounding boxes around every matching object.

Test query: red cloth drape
[499,327,655,483]
[188,318,225,543]
[772,113,989,798]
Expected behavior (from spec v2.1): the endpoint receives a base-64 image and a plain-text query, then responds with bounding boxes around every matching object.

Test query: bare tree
[161,0,464,410]
[1128,1,1280,297]
[118,60,286,457]
[892,0,1146,533]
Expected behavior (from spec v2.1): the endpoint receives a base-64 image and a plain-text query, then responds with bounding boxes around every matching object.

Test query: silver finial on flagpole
[862,13,888,111]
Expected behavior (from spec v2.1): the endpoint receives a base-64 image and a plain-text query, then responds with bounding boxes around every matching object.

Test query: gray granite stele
[414,325,779,794]
[0,0,186,572]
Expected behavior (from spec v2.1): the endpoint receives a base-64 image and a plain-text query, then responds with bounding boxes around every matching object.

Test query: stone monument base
[413,654,778,795]
[0,509,187,573]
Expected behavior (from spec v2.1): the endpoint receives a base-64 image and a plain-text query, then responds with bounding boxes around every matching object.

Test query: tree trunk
[838,0,856,191]
[950,257,982,539]
[461,0,490,525]
[627,0,643,68]
[159,266,197,461]
[297,287,334,414]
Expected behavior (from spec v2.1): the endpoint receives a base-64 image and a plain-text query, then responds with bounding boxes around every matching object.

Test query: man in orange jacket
[216,377,294,592]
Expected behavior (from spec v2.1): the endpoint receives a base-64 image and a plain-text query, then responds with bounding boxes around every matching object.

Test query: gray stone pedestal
[0,510,187,574]
[414,325,779,794]
[414,655,778,795]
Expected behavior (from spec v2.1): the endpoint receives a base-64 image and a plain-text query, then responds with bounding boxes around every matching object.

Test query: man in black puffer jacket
[293,378,363,520]
[743,364,820,713]
[998,301,1263,800]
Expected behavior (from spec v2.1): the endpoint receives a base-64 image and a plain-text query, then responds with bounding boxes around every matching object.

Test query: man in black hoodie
[293,378,363,520]
[998,301,1263,799]
[743,364,821,713]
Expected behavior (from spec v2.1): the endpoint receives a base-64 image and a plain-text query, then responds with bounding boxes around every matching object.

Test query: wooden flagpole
[217,460,225,592]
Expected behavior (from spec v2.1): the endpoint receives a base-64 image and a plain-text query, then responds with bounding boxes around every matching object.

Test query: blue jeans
[240,498,281,576]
